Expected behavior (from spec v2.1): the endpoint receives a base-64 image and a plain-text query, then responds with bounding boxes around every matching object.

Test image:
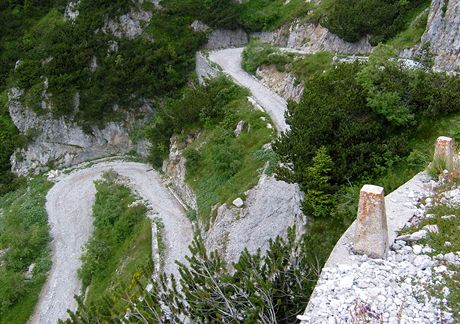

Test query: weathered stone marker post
[434,136,454,170]
[353,185,388,259]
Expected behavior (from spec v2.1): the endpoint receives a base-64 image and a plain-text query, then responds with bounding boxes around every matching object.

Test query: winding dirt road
[209,48,289,133]
[32,47,288,323]
[31,161,192,323]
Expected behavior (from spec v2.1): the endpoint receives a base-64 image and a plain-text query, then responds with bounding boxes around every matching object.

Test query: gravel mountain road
[31,161,192,323]
[209,47,289,133]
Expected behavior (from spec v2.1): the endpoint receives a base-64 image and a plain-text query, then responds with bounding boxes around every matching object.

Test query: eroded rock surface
[204,174,306,265]
[102,9,152,39]
[257,21,374,55]
[162,136,197,210]
[205,29,249,50]
[8,88,150,175]
[421,0,460,71]
[256,65,304,103]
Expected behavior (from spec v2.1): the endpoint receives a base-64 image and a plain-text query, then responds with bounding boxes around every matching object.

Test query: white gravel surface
[209,48,289,133]
[30,161,192,323]
[301,173,459,323]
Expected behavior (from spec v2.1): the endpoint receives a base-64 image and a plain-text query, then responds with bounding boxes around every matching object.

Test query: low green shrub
[146,77,273,227]
[242,39,290,74]
[0,177,53,323]
[319,0,429,45]
[78,170,151,316]
[275,45,460,221]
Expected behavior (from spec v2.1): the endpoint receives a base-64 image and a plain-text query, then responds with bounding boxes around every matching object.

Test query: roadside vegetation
[242,39,334,82]
[387,2,431,50]
[241,39,291,74]
[77,170,152,318]
[399,169,460,320]
[146,76,274,228]
[68,227,320,323]
[418,202,460,318]
[0,177,53,324]
[316,0,431,45]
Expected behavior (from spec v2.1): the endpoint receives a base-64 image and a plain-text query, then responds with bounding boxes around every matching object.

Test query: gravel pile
[300,181,459,323]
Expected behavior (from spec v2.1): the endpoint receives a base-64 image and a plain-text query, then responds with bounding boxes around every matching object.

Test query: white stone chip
[232,197,244,208]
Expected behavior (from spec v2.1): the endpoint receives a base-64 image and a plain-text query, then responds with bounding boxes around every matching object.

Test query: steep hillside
[421,0,460,71]
[0,0,459,322]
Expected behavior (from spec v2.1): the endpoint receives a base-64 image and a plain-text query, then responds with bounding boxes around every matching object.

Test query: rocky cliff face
[204,174,306,265]
[195,51,220,85]
[8,88,150,176]
[256,65,304,102]
[421,0,460,71]
[102,9,153,40]
[255,21,374,55]
[162,135,306,265]
[162,136,197,210]
[205,28,249,50]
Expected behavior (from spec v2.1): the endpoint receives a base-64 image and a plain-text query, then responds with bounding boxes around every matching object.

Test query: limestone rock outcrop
[255,21,374,55]
[256,65,304,103]
[8,88,150,175]
[421,0,460,71]
[195,52,220,85]
[204,174,306,265]
[205,29,249,50]
[162,136,197,210]
[102,9,153,39]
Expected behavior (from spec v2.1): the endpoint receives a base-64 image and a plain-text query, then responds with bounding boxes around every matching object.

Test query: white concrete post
[353,185,388,259]
[434,136,454,170]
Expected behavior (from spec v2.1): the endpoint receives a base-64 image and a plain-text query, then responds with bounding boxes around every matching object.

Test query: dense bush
[9,0,207,127]
[146,77,274,226]
[162,0,240,30]
[145,77,249,167]
[79,170,147,288]
[239,0,312,31]
[241,39,290,74]
[320,0,429,45]
[0,95,22,195]
[275,45,460,217]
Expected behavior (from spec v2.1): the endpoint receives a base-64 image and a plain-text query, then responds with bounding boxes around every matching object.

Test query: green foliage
[242,39,290,74]
[145,76,249,167]
[239,0,312,31]
[6,0,207,128]
[320,0,429,45]
[0,93,23,195]
[357,44,414,126]
[275,48,460,221]
[77,170,151,317]
[162,0,240,29]
[67,228,322,323]
[427,157,448,179]
[146,77,273,227]
[275,62,407,187]
[290,52,334,82]
[387,2,430,50]
[0,177,53,323]
[301,147,335,218]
